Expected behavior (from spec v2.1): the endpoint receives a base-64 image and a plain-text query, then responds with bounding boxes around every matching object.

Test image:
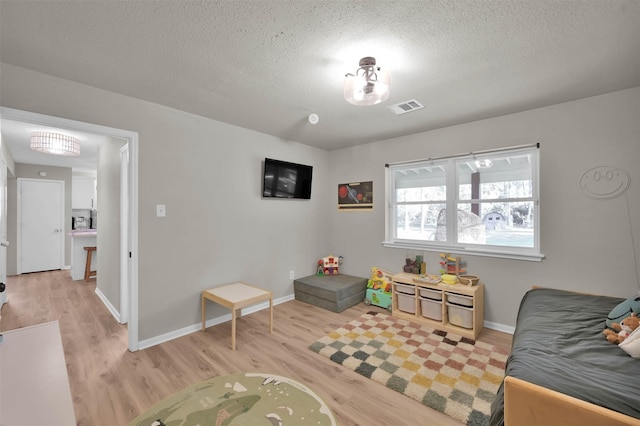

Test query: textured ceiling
[1,0,639,153]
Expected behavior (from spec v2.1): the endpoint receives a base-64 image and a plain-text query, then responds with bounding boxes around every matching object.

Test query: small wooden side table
[201,282,273,350]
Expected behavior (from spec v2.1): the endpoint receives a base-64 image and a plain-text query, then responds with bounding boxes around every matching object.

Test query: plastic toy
[364,267,393,311]
[439,253,467,275]
[367,267,393,292]
[317,255,343,276]
[441,274,458,285]
[403,255,426,274]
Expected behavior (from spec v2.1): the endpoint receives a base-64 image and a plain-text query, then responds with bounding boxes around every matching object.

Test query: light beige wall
[329,87,640,328]
[6,164,73,275]
[96,138,126,311]
[0,62,331,340]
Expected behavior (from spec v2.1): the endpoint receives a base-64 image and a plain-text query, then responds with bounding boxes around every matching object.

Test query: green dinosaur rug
[128,372,336,426]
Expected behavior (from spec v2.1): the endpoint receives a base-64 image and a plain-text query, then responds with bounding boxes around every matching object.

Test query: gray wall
[1,60,638,341]
[0,62,331,341]
[6,164,73,275]
[328,87,640,328]
[97,139,126,311]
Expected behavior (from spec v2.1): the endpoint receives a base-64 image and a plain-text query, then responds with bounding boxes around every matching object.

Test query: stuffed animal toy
[603,313,640,344]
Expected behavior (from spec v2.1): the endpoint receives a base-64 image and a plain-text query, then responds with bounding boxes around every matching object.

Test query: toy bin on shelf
[420,297,442,320]
[395,283,415,295]
[420,288,443,300]
[446,292,473,307]
[446,302,474,329]
[397,294,416,314]
[394,282,416,314]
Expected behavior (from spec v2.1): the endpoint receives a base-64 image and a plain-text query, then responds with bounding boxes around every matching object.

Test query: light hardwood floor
[0,270,512,426]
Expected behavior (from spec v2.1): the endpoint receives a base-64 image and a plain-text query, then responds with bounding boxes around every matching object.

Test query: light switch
[156,204,166,217]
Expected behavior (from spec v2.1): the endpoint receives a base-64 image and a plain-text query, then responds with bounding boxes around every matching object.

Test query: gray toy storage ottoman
[293,274,368,313]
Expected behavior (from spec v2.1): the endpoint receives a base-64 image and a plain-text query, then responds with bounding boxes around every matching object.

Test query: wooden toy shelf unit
[391,272,484,339]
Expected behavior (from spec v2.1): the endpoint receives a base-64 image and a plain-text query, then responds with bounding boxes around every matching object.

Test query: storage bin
[395,283,416,295]
[419,288,443,301]
[420,297,442,320]
[446,302,473,329]
[446,292,473,307]
[397,293,416,314]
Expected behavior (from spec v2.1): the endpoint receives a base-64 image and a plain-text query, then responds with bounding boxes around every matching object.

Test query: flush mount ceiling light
[30,131,80,156]
[344,56,390,106]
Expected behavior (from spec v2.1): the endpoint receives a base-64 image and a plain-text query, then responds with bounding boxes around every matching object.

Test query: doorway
[17,178,65,273]
[0,107,139,351]
[0,155,7,306]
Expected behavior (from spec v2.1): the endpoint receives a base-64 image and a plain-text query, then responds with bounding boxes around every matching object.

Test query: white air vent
[388,99,424,115]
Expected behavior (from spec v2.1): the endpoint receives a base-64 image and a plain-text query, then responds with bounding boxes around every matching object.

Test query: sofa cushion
[294,274,367,312]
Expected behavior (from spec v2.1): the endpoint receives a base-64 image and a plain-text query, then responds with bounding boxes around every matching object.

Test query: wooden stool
[83,246,97,282]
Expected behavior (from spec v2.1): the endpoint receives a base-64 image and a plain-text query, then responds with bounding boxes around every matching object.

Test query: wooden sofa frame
[504,376,640,426]
[503,286,640,426]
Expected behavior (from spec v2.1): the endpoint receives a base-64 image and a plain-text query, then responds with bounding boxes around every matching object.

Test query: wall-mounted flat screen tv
[262,158,313,199]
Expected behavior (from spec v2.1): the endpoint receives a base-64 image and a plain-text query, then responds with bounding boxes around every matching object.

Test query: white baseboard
[135,293,513,350]
[95,287,122,324]
[138,293,295,350]
[484,320,515,335]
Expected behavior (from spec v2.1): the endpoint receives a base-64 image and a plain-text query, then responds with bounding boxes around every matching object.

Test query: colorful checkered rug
[309,312,509,426]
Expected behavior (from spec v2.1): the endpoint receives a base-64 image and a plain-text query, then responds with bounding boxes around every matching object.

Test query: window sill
[382,240,545,262]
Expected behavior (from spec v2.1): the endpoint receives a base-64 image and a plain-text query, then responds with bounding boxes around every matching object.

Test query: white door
[18,179,65,274]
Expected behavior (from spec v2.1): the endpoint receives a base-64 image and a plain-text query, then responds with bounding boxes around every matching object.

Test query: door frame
[0,154,7,304]
[119,144,129,325]
[16,178,65,274]
[1,107,140,352]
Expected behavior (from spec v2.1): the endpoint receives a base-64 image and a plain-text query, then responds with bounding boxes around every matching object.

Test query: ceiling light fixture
[30,131,80,156]
[344,57,390,106]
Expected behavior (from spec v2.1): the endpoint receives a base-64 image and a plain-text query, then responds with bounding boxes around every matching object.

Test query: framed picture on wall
[338,181,373,211]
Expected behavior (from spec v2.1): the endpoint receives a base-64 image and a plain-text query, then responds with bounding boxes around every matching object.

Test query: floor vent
[388,99,424,115]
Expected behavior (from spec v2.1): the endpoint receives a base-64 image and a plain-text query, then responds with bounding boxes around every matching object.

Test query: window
[384,145,542,261]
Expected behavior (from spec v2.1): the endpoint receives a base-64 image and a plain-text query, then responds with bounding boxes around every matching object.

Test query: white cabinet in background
[72,177,96,209]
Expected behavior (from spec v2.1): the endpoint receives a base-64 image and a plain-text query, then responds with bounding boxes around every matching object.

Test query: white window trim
[383,144,544,262]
